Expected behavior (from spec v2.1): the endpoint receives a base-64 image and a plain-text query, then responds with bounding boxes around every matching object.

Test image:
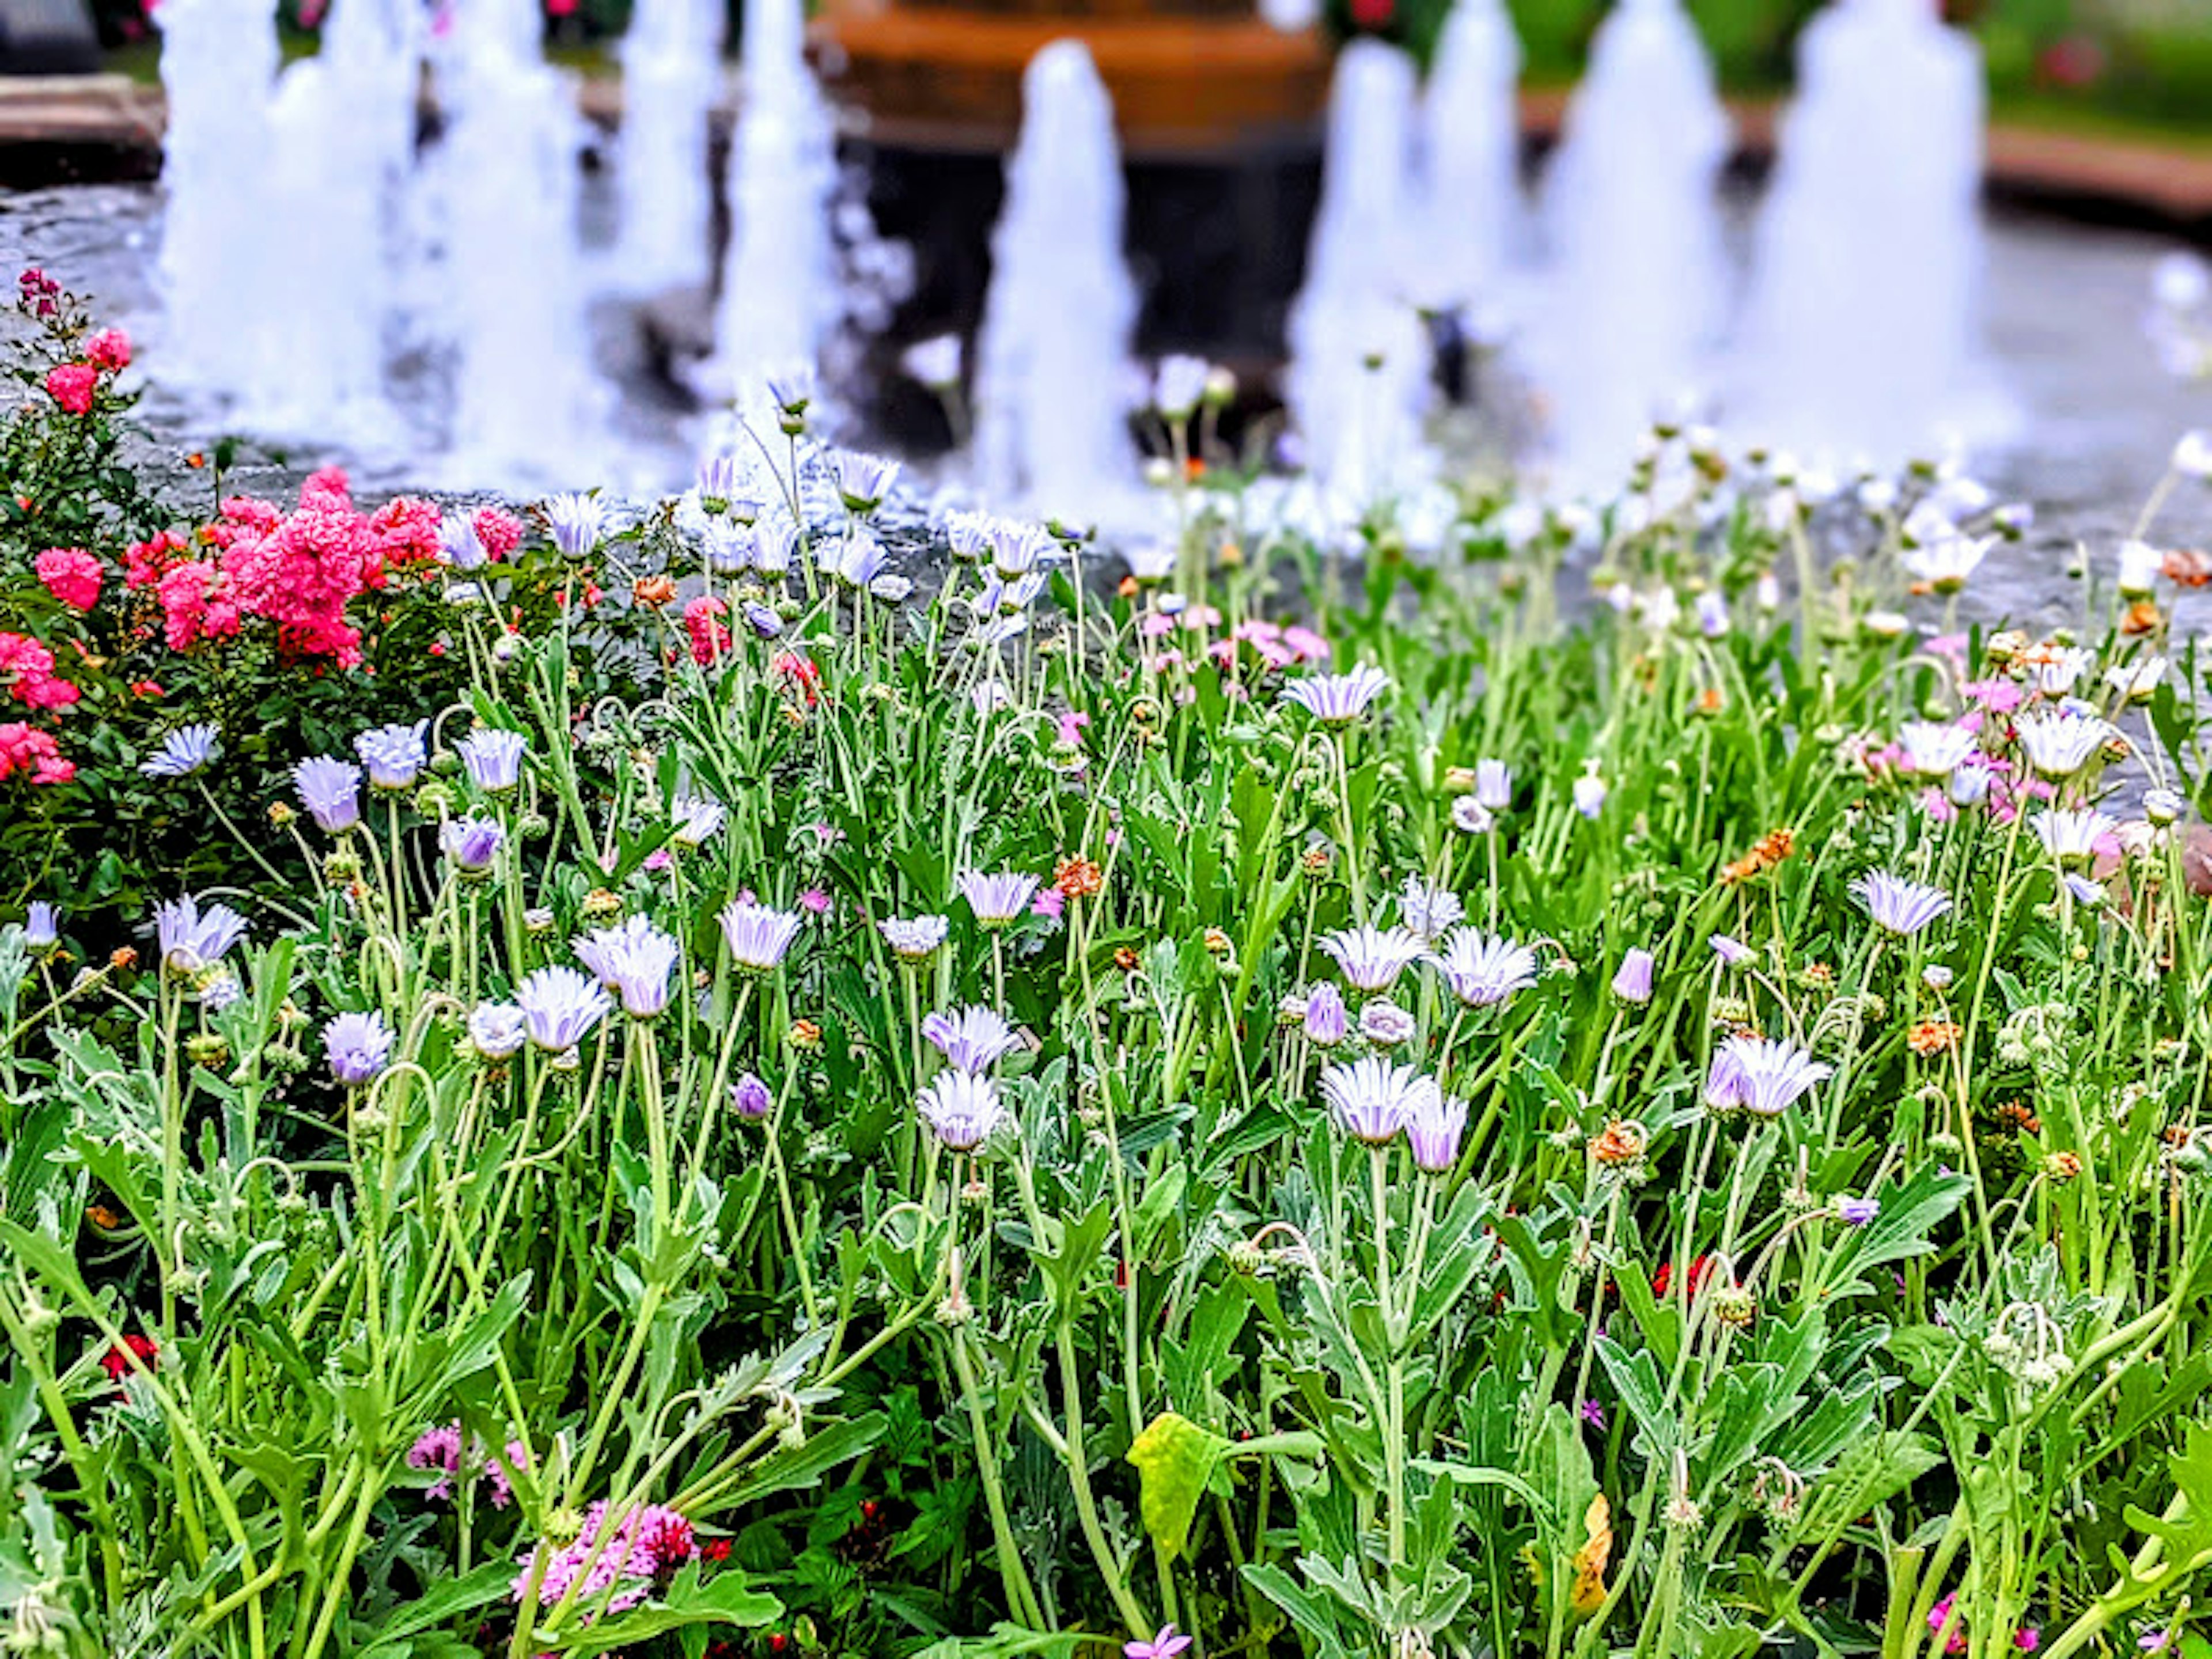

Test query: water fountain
[245,0,418,444]
[155,0,280,391]
[1283,38,1431,505]
[1415,0,1527,322]
[434,0,607,484]
[1733,0,2013,467]
[971,40,1140,518]
[610,0,725,297]
[706,0,841,414]
[1531,0,1730,492]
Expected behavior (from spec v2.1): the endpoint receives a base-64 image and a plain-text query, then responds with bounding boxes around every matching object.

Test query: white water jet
[971,40,1140,517]
[243,0,419,442]
[1733,0,2013,467]
[611,0,725,297]
[156,0,279,391]
[1532,0,1730,491]
[1285,39,1431,505]
[435,0,606,484]
[707,0,840,411]
[1415,0,1527,321]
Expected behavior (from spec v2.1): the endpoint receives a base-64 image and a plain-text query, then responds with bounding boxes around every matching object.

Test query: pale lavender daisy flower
[1835,1195,1880,1226]
[1429,929,1540,1009]
[921,1005,1019,1074]
[767,366,816,417]
[731,1071,774,1120]
[1359,998,1416,1046]
[455,729,528,793]
[294,756,363,833]
[833,450,901,515]
[1404,1089,1469,1174]
[1573,764,1608,819]
[544,491,608,559]
[704,521,756,574]
[2014,710,2115,781]
[155,894,247,975]
[440,816,505,876]
[882,915,950,962]
[357,721,430,790]
[696,452,745,512]
[1707,1035,1832,1118]
[22,902,58,952]
[2035,807,2115,869]
[753,515,801,578]
[1451,797,1495,835]
[140,722,221,779]
[1281,665,1391,726]
[917,1071,1010,1151]
[1897,721,1979,781]
[1302,982,1349,1047]
[468,1002,527,1059]
[514,965,612,1052]
[575,915,681,1017]
[1612,948,1655,1005]
[439,513,487,570]
[1318,924,1427,993]
[825,531,889,590]
[718,899,804,972]
[1152,355,1210,419]
[324,1010,395,1086]
[1850,872,1953,937]
[1474,759,1513,811]
[1319,1055,1427,1146]
[988,522,1054,580]
[1397,876,1464,943]
[671,795,726,847]
[1710,934,1755,968]
[959,870,1040,927]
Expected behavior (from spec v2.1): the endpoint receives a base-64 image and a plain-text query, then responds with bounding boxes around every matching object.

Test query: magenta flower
[1125,1626,1194,1659]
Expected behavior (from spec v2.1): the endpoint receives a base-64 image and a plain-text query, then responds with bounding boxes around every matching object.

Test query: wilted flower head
[156,894,247,975]
[833,450,901,515]
[1850,871,1953,937]
[959,870,1040,927]
[1834,1195,1880,1226]
[1452,797,1495,835]
[357,721,430,790]
[916,1070,1010,1152]
[1281,666,1391,725]
[921,1005,1019,1074]
[544,491,608,559]
[1396,876,1464,943]
[514,965,612,1052]
[141,722,221,779]
[575,915,681,1017]
[468,1001,527,1059]
[324,1010,395,1086]
[294,756,363,832]
[1706,1035,1832,1118]
[440,815,505,875]
[456,728,528,793]
[1898,721,1979,780]
[1429,929,1540,1009]
[1359,998,1416,1046]
[730,1071,774,1120]
[882,914,950,961]
[719,899,804,972]
[1319,1055,1433,1146]
[1318,924,1427,993]
[1404,1089,1469,1174]
[1710,934,1755,968]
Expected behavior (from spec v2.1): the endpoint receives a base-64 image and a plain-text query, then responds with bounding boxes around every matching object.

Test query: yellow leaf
[1569,1494,1611,1618]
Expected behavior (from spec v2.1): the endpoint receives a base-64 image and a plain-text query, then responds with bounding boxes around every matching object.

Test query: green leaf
[356,1562,518,1659]
[1243,1562,1353,1659]
[1126,1410,1232,1559]
[532,1564,780,1656]
[710,1413,887,1513]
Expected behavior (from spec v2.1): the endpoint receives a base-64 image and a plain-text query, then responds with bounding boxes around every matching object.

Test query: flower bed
[7,277,2212,1659]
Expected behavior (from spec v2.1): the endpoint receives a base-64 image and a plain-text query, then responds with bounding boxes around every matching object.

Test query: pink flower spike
[799,886,832,915]
[1031,887,1065,920]
[1126,1627,1194,1659]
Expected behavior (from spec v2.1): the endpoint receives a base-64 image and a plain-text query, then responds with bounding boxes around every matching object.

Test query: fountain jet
[971,39,1140,518]
[612,0,725,297]
[1415,0,1527,324]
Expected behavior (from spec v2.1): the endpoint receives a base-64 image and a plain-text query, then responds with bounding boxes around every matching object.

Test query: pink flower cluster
[406,1422,527,1506]
[0,722,71,785]
[39,323,128,417]
[17,267,59,320]
[513,1499,698,1620]
[130,469,442,668]
[35,548,102,611]
[684,596,731,665]
[0,632,79,711]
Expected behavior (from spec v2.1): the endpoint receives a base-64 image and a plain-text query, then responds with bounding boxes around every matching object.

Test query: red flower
[44,362,98,415]
[702,1537,732,1563]
[85,328,132,372]
[472,506,522,563]
[1651,1255,1713,1300]
[1348,0,1393,28]
[773,652,822,706]
[684,596,732,665]
[100,1334,158,1382]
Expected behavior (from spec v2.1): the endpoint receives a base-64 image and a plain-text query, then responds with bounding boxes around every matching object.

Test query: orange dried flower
[1113,945,1140,973]
[108,946,138,972]
[2162,548,2212,588]
[1722,828,1795,886]
[1694,687,1726,715]
[1908,1019,1962,1057]
[1590,1120,1648,1168]
[2045,1150,2083,1183]
[1997,1100,2043,1135]
[632,574,677,608]
[2122,601,2163,637]
[787,1018,823,1051]
[1055,854,1103,899]
[1202,927,1233,955]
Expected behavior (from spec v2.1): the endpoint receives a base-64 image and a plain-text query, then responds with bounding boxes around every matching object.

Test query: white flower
[141,723,221,779]
[1319,1055,1434,1145]
[1849,871,1952,937]
[917,1071,1010,1151]
[1695,591,1730,638]
[1903,527,1994,593]
[1573,763,1608,819]
[2034,808,2114,868]
[1153,354,1211,419]
[2118,539,2165,599]
[2105,657,2167,703]
[718,900,804,971]
[357,721,429,790]
[1451,797,1495,835]
[1474,759,1512,812]
[1427,929,1540,1009]
[1281,666,1390,725]
[2174,430,2212,482]
[1359,999,1416,1046]
[1396,877,1463,943]
[1897,721,1979,780]
[832,450,901,514]
[544,491,608,560]
[881,915,950,961]
[902,333,963,389]
[574,914,681,1017]
[2029,647,2096,698]
[514,965,613,1052]
[959,870,1039,926]
[671,795,726,847]
[2154,252,2211,313]
[1317,924,1426,993]
[2014,710,2115,779]
[1123,540,1177,583]
[468,1001,528,1059]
